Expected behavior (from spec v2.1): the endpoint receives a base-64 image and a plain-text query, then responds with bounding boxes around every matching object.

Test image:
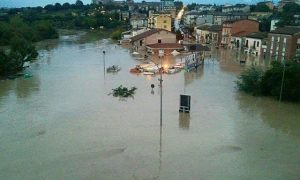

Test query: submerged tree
[236,66,264,96]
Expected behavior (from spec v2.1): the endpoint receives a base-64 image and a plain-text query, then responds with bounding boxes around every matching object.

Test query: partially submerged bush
[236,66,264,96]
[111,85,137,98]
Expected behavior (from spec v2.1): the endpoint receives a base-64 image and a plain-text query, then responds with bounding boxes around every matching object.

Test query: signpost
[179,95,191,113]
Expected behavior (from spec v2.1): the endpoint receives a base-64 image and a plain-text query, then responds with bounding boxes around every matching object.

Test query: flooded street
[1,33,300,179]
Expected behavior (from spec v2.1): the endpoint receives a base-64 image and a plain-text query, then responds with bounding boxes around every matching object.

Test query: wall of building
[145,30,176,44]
[196,15,213,26]
[154,15,172,31]
[266,34,295,60]
[244,38,263,55]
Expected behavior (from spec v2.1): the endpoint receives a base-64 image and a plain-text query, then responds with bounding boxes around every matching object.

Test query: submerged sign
[179,95,191,113]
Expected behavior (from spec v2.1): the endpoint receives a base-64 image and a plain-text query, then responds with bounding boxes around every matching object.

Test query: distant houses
[221,19,259,48]
[129,28,181,53]
[267,27,300,60]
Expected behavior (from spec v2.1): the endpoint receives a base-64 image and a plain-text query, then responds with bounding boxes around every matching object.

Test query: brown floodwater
[0,33,300,179]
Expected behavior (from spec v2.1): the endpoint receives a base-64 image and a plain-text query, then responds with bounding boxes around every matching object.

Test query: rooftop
[270,26,300,35]
[146,43,184,50]
[130,29,175,42]
[246,32,268,39]
[223,19,258,24]
[197,25,222,32]
[232,31,254,37]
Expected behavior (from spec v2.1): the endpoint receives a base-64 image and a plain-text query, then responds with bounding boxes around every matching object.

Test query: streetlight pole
[279,60,285,102]
[159,55,163,127]
[103,50,106,77]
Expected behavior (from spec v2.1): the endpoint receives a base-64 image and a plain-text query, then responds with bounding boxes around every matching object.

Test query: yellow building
[148,14,172,31]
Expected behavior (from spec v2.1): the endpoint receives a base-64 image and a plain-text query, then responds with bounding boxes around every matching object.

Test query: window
[277,36,280,42]
[284,37,287,43]
[257,41,259,47]
[158,39,162,43]
[283,47,285,52]
[163,20,167,23]
[271,36,274,42]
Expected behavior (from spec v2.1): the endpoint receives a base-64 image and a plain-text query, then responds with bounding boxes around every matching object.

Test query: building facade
[244,32,268,56]
[148,14,172,31]
[195,25,222,45]
[130,29,177,50]
[213,12,249,25]
[267,27,300,61]
[130,13,148,28]
[222,4,250,13]
[221,19,259,48]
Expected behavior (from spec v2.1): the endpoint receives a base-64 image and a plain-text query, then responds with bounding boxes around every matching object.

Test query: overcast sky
[0,0,272,8]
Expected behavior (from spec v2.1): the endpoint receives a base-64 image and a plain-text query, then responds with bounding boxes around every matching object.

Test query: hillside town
[1,0,300,179]
[91,0,300,62]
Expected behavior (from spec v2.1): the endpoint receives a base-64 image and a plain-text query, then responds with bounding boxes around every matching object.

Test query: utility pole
[159,55,163,127]
[103,50,106,77]
[279,60,286,102]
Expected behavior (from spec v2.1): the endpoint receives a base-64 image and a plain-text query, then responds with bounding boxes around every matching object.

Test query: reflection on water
[184,66,204,86]
[179,112,190,129]
[237,93,300,139]
[15,75,40,99]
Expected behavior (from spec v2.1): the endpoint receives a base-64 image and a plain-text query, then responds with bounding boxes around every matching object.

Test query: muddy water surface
[0,34,300,179]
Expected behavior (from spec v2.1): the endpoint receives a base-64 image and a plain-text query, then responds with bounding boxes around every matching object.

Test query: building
[278,0,297,10]
[221,19,259,48]
[195,5,216,12]
[244,32,268,56]
[130,13,148,28]
[160,0,176,12]
[195,14,214,26]
[183,11,202,26]
[130,29,177,51]
[92,0,112,4]
[212,12,249,25]
[257,1,274,10]
[270,19,279,31]
[146,43,183,54]
[267,26,300,60]
[222,4,250,13]
[135,1,161,12]
[231,31,254,50]
[195,25,222,45]
[148,14,172,31]
[249,12,272,21]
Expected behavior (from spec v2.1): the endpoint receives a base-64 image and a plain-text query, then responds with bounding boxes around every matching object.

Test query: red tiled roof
[232,31,253,37]
[146,43,184,49]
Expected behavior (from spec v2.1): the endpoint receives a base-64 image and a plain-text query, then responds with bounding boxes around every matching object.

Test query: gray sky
[0,0,269,8]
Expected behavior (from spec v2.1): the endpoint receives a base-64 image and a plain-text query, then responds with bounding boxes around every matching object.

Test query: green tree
[253,4,271,12]
[236,66,264,96]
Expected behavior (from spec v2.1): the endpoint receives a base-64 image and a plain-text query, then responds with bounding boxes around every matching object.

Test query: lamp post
[158,55,163,127]
[103,50,106,77]
[279,59,286,102]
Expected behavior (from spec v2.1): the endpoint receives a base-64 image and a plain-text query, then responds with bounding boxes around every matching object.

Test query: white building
[244,32,268,56]
[270,19,279,31]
